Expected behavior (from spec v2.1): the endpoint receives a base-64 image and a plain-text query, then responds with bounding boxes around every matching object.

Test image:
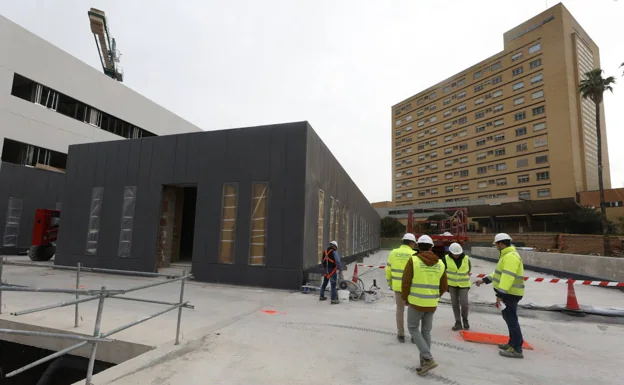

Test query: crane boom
[88,8,123,82]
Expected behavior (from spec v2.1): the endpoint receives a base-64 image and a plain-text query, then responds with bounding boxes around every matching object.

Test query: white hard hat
[417,235,434,245]
[402,233,417,242]
[493,233,512,244]
[329,241,338,248]
[449,242,463,255]
[443,232,453,236]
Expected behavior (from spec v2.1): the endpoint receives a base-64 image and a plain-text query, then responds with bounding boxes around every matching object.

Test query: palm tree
[579,69,616,256]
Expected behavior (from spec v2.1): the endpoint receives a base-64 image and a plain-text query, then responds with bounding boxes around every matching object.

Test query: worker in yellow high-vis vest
[444,242,471,331]
[401,235,448,375]
[386,233,417,343]
[475,233,525,359]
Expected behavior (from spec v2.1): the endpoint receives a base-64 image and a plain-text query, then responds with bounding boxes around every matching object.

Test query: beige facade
[391,3,610,206]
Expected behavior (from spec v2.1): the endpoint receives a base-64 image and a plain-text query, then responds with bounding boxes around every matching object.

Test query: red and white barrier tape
[356,264,624,287]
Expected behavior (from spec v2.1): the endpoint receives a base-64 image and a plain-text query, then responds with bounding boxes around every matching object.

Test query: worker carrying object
[475,233,525,359]
[443,242,471,331]
[401,234,448,375]
[386,233,418,343]
[319,241,342,305]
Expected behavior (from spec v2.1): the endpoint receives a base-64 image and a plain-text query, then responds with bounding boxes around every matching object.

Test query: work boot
[330,299,340,304]
[397,334,405,343]
[462,318,470,330]
[499,347,524,359]
[319,296,327,301]
[416,359,438,375]
[452,321,463,331]
[498,343,511,350]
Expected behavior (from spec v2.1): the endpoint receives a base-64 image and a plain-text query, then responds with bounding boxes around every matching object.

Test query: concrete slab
[2,252,624,385]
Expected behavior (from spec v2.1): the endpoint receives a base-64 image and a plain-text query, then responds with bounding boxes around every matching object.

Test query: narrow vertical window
[219,183,238,264]
[345,208,349,256]
[249,182,269,266]
[342,207,347,255]
[85,187,104,255]
[317,190,325,262]
[3,197,23,247]
[118,186,137,258]
[335,202,340,242]
[329,197,335,242]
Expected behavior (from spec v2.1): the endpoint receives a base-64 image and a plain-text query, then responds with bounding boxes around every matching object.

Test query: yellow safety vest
[490,246,525,296]
[408,255,445,307]
[445,254,471,288]
[386,245,415,292]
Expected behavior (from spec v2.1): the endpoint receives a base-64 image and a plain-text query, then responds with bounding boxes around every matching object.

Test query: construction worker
[444,242,471,331]
[401,235,448,375]
[475,233,525,358]
[386,233,417,342]
[319,241,342,304]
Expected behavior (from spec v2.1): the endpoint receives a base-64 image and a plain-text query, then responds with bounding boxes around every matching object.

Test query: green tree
[579,68,616,255]
[419,213,450,235]
[380,216,406,238]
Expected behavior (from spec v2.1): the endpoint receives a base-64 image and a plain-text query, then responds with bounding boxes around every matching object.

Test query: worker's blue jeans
[502,296,524,352]
[320,274,338,300]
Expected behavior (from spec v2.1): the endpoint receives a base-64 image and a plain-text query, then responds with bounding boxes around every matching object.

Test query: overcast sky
[1,0,622,203]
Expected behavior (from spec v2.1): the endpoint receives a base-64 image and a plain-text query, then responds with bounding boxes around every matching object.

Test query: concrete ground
[1,252,623,385]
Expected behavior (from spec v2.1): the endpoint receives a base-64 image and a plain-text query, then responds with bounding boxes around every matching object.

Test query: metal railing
[0,257,194,384]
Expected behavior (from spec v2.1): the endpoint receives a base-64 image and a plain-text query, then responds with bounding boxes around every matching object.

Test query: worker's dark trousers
[320,274,338,300]
[502,296,524,352]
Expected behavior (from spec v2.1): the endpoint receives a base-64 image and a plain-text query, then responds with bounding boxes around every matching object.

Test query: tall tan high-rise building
[391,3,610,206]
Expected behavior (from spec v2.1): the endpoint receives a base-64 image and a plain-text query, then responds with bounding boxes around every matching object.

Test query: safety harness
[323,249,338,279]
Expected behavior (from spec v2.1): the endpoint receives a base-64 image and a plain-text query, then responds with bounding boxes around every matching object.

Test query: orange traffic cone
[563,280,585,316]
[352,264,359,283]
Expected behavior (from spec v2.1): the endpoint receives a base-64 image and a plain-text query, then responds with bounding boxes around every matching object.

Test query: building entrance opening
[156,185,197,268]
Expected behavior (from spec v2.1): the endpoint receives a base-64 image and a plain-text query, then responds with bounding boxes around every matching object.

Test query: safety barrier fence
[0,258,194,384]
[356,264,624,286]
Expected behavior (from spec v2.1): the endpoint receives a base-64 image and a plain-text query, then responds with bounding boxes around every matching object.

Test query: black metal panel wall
[302,123,381,271]
[0,162,65,254]
[55,122,308,289]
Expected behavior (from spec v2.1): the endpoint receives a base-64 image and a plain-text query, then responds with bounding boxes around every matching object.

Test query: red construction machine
[407,207,469,259]
[29,209,60,261]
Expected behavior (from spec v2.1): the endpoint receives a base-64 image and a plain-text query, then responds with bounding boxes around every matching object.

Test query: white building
[0,15,201,170]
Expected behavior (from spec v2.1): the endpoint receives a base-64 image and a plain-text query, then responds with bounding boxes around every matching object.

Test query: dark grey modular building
[0,163,65,254]
[55,122,380,289]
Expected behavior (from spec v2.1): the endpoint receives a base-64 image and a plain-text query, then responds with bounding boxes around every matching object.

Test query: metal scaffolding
[0,258,194,384]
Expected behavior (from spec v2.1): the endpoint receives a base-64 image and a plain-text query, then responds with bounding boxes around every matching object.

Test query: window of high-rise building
[493,104,504,113]
[491,62,502,71]
[492,76,502,85]
[459,130,467,137]
[514,97,525,105]
[515,127,527,136]
[477,166,487,174]
[495,148,505,156]
[430,116,437,122]
[418,110,424,116]
[459,143,468,151]
[431,176,439,182]
[496,163,507,171]
[406,115,413,121]
[446,186,454,193]
[512,82,524,91]
[537,189,550,198]
[474,84,483,92]
[445,173,453,179]
[512,67,524,76]
[493,90,503,98]
[445,148,453,155]
[536,155,548,164]
[512,52,523,62]
[534,122,546,131]
[517,142,528,152]
[534,138,548,148]
[474,70,483,79]
[431,139,438,145]
[444,85,451,93]
[478,181,487,188]
[530,58,542,69]
[406,192,413,198]
[432,188,439,195]
[475,125,486,133]
[514,112,526,121]
[444,110,452,117]
[529,43,541,54]
[458,117,467,125]
[460,184,469,190]
[518,175,530,183]
[494,134,505,142]
[477,152,486,160]
[517,158,529,167]
[519,191,531,199]
[532,90,544,100]
[475,98,484,105]
[457,79,466,87]
[536,171,550,181]
[532,106,545,116]
[531,74,543,84]
[460,156,469,163]
[476,139,486,146]
[496,178,507,186]
[458,104,467,112]
[444,98,451,105]
[444,122,452,129]
[445,160,453,167]
[460,170,469,177]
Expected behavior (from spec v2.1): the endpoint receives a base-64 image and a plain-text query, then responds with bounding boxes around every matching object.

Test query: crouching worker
[402,235,448,375]
[320,241,342,304]
[444,242,471,331]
